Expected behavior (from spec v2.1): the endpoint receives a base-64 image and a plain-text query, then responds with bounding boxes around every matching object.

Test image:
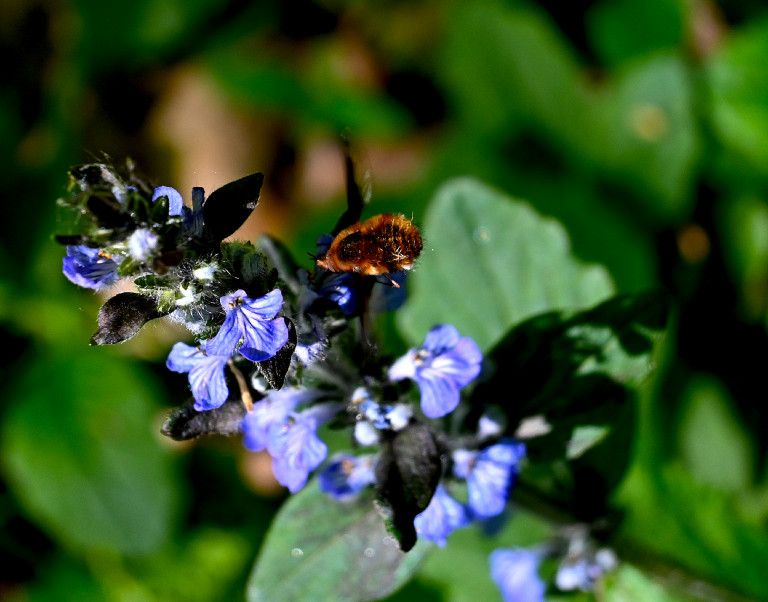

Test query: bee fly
[316,213,423,287]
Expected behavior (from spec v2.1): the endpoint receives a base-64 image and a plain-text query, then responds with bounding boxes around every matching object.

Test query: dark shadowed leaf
[257,318,296,390]
[247,480,432,602]
[478,290,668,519]
[375,423,442,552]
[203,172,264,241]
[161,397,247,441]
[90,292,164,345]
[480,291,668,448]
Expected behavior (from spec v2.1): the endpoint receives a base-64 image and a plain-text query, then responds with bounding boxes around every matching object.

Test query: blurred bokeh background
[2,0,768,599]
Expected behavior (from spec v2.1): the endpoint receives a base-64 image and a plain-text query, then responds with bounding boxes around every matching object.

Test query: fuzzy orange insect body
[316,214,422,282]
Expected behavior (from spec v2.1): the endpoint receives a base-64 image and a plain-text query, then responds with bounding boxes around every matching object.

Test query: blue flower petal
[388,324,482,419]
[237,289,284,319]
[62,245,120,290]
[456,440,526,518]
[188,356,229,411]
[264,402,341,493]
[423,324,460,355]
[417,367,461,418]
[414,484,471,546]
[204,311,241,357]
[242,388,324,452]
[239,316,289,362]
[242,403,290,453]
[433,338,483,387]
[208,290,288,362]
[166,342,230,410]
[315,272,358,315]
[318,453,376,501]
[152,186,184,216]
[270,419,328,493]
[166,342,201,372]
[490,548,545,602]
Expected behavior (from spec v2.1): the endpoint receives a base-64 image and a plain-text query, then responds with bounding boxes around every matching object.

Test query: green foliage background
[2,0,768,599]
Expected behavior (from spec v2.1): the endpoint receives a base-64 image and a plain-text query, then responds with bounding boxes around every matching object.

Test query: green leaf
[605,564,680,602]
[18,556,108,602]
[679,375,753,491]
[247,480,432,602]
[139,529,252,602]
[398,178,614,352]
[375,423,442,552]
[0,350,179,554]
[707,18,768,177]
[440,4,698,220]
[716,194,768,323]
[599,54,700,219]
[90,292,164,345]
[203,172,264,241]
[567,425,610,460]
[478,291,667,514]
[440,3,589,144]
[586,0,684,67]
[618,462,768,600]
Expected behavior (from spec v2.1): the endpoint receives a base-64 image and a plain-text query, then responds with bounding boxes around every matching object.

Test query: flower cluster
[55,161,618,598]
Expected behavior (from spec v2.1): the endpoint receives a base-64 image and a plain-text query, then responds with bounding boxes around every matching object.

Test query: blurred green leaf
[70,0,227,70]
[398,178,614,352]
[139,528,251,602]
[0,350,179,555]
[440,4,698,220]
[248,480,431,602]
[619,461,768,600]
[679,375,753,491]
[604,564,680,602]
[440,3,588,143]
[11,556,108,602]
[587,0,685,67]
[599,54,700,219]
[717,194,768,323]
[567,425,610,460]
[708,18,768,177]
[205,41,410,135]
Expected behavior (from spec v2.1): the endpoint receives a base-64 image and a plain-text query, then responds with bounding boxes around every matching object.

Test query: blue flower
[490,548,545,602]
[166,342,229,411]
[242,388,323,452]
[369,270,407,313]
[453,440,526,517]
[152,186,184,216]
[312,234,358,315]
[318,453,376,501]
[266,402,343,493]
[62,245,120,290]
[206,289,289,362]
[389,324,482,418]
[315,271,358,315]
[183,187,205,236]
[414,484,472,546]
